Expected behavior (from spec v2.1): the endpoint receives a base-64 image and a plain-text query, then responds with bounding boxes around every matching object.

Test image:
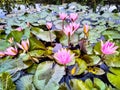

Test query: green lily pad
[102,30,120,40]
[31,27,56,42]
[82,55,101,66]
[0,72,16,90]
[16,75,35,90]
[7,30,23,42]
[107,68,120,89]
[34,61,65,90]
[93,78,106,90]
[72,58,87,75]
[22,50,45,62]
[0,40,10,51]
[93,41,102,55]
[105,55,120,67]
[70,79,89,90]
[87,67,105,75]
[29,36,45,50]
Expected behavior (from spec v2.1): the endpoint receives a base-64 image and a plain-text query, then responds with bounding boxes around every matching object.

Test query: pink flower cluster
[59,12,80,36]
[0,39,29,58]
[54,48,74,65]
[101,40,118,55]
[59,12,78,22]
[64,22,80,36]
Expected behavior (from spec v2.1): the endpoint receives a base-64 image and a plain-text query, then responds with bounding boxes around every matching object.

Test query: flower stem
[68,33,71,47]
[64,65,67,75]
[62,20,64,30]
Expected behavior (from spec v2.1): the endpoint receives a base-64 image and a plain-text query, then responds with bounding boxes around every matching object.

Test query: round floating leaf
[72,58,87,75]
[0,59,29,73]
[0,40,10,51]
[88,31,101,43]
[0,72,16,90]
[38,20,46,25]
[16,75,35,90]
[82,55,101,66]
[7,30,23,42]
[93,78,106,90]
[102,30,120,39]
[29,36,45,50]
[31,27,56,42]
[93,41,102,55]
[105,55,120,67]
[107,68,120,89]
[87,67,105,75]
[34,61,65,90]
[70,79,89,90]
[54,20,62,30]
[22,50,45,62]
[85,79,93,89]
[109,67,120,75]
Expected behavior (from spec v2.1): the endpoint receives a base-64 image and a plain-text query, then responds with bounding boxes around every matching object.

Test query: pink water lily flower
[16,27,23,31]
[46,22,52,30]
[69,22,80,31]
[17,39,29,52]
[5,47,18,56]
[64,23,79,36]
[0,51,5,57]
[59,13,67,20]
[54,48,74,65]
[69,13,78,22]
[64,24,74,36]
[101,40,118,55]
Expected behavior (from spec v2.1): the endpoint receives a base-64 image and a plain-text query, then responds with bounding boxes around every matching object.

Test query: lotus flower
[83,24,89,34]
[59,13,67,20]
[46,22,52,30]
[64,25,73,36]
[5,47,18,56]
[17,39,29,52]
[69,13,78,22]
[54,48,74,65]
[16,27,23,31]
[0,51,5,57]
[101,40,118,55]
[83,24,89,38]
[64,23,78,36]
[69,22,80,31]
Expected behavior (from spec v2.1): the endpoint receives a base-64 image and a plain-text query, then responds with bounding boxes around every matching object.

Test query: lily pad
[16,75,35,90]
[0,72,16,90]
[34,61,65,90]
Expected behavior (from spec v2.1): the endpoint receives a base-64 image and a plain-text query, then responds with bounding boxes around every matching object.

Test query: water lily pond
[0,2,120,90]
